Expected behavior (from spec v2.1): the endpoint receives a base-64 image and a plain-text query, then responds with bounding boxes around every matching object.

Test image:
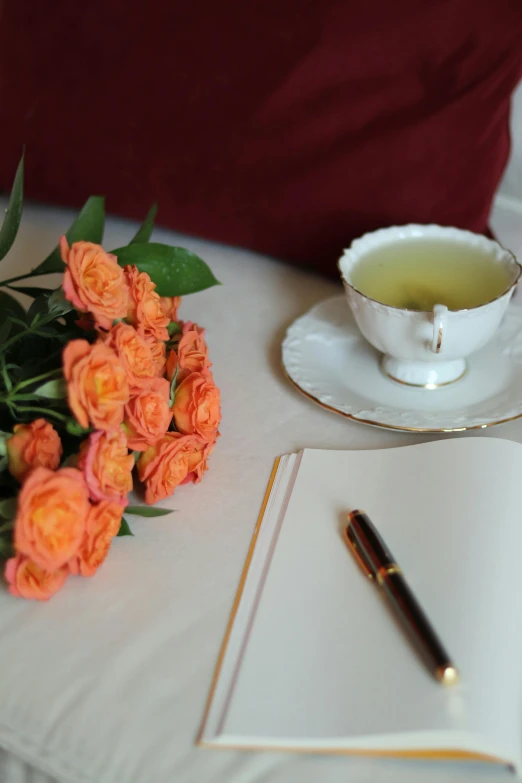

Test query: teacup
[338,225,521,388]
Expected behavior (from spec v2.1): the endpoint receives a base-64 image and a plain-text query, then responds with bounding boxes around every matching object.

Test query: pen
[344,510,459,686]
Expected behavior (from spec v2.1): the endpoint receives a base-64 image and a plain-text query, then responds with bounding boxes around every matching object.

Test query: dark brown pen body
[347,510,458,684]
[376,568,455,682]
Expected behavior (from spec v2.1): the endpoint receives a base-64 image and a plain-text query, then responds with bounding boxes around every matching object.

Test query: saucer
[282,295,522,432]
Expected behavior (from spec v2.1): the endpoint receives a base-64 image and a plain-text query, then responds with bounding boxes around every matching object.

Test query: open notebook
[199,437,522,771]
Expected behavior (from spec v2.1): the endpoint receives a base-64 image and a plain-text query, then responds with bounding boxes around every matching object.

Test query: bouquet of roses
[0,155,221,600]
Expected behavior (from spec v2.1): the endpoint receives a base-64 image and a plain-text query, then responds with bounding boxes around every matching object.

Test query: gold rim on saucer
[283,369,522,434]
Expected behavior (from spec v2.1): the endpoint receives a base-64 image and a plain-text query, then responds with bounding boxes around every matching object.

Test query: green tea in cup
[350,237,513,311]
[338,225,521,388]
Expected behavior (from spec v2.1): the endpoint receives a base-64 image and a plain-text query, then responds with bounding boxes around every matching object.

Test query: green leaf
[125,505,174,517]
[6,285,53,299]
[27,294,49,326]
[47,287,73,317]
[0,497,17,519]
[7,316,27,328]
[0,357,15,392]
[167,321,182,337]
[30,196,106,276]
[33,378,67,399]
[0,152,24,262]
[112,243,220,296]
[0,291,26,331]
[117,516,134,536]
[130,203,157,244]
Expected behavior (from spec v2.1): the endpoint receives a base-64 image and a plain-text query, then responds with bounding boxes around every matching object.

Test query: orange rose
[171,372,221,439]
[137,432,190,504]
[63,339,130,430]
[184,432,218,484]
[68,500,123,577]
[123,265,169,341]
[7,418,63,483]
[124,378,173,451]
[61,237,129,330]
[159,296,181,321]
[181,320,204,336]
[144,333,167,377]
[4,556,68,601]
[79,429,133,505]
[14,466,90,571]
[106,322,159,392]
[166,327,212,384]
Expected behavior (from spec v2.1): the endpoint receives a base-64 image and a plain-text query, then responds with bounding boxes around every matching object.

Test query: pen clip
[344,525,375,580]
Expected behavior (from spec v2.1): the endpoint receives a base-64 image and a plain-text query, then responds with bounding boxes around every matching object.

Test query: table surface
[0,198,521,783]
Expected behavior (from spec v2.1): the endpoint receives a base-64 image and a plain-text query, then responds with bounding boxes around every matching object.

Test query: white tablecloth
[0,199,521,783]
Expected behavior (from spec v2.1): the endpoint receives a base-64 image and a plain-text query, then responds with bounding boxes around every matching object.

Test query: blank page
[217,438,522,767]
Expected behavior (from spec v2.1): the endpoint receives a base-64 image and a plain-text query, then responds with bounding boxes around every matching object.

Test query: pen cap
[348,510,395,574]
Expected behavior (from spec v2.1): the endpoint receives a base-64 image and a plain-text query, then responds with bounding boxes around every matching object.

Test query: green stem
[0,271,38,287]
[0,355,11,392]
[0,327,34,354]
[15,367,62,392]
[0,314,58,354]
[15,406,68,422]
[0,369,65,406]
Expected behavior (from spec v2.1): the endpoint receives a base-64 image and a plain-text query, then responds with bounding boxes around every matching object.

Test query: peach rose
[14,466,90,571]
[7,418,63,483]
[79,429,133,505]
[137,432,190,504]
[4,556,68,601]
[144,333,167,377]
[124,378,173,451]
[123,265,169,341]
[63,339,130,430]
[171,372,221,439]
[181,320,204,336]
[60,238,129,330]
[183,432,218,484]
[68,500,123,577]
[106,322,159,392]
[166,327,212,384]
[159,296,181,321]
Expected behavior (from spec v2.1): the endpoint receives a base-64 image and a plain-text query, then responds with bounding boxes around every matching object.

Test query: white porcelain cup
[338,225,521,388]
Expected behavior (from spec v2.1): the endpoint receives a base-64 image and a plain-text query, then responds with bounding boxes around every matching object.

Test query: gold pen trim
[376,563,402,586]
[436,665,460,686]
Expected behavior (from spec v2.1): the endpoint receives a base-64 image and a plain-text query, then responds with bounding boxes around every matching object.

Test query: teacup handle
[431,304,448,354]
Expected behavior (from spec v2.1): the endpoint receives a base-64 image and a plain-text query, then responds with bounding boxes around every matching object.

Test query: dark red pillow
[0,0,521,276]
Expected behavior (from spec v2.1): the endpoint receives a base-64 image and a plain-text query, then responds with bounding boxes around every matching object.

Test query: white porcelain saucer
[282,295,522,433]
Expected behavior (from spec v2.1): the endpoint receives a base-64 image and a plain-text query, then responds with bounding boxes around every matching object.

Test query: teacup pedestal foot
[381,356,467,388]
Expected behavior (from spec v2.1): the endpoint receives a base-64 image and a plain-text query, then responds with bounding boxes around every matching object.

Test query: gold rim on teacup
[338,225,521,313]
